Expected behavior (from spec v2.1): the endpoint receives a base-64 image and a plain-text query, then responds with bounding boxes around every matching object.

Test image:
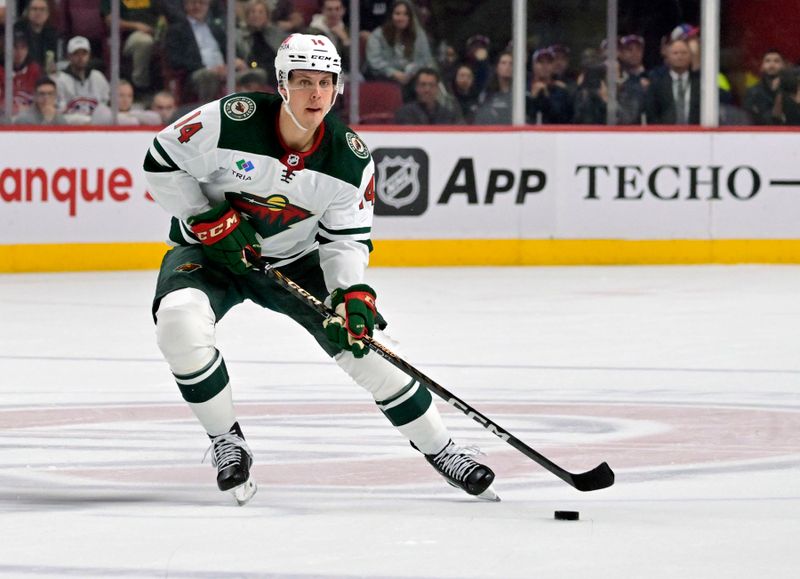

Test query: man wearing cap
[526,47,572,124]
[618,35,647,84]
[548,44,576,95]
[617,34,648,124]
[464,34,492,96]
[54,35,112,124]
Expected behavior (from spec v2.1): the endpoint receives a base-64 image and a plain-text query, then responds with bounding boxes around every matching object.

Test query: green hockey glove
[323,284,379,358]
[187,201,261,275]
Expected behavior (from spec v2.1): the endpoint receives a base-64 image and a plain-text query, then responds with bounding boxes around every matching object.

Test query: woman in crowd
[473,51,513,124]
[365,0,435,99]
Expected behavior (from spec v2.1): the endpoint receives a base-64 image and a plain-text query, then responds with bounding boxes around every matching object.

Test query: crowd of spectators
[1,0,799,126]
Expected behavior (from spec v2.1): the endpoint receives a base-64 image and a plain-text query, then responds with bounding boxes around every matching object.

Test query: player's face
[285,71,335,128]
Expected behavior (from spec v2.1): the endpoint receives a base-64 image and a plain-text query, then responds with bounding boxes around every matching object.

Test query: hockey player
[143,33,497,505]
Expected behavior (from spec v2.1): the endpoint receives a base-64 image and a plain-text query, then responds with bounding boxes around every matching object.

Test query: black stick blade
[570,462,615,492]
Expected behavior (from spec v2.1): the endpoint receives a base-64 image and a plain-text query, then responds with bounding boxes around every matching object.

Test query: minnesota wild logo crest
[227,191,313,238]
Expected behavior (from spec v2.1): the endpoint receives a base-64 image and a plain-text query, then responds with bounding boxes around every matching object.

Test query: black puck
[554,510,580,521]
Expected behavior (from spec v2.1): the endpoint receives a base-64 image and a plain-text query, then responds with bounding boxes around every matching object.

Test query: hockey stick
[255,259,615,492]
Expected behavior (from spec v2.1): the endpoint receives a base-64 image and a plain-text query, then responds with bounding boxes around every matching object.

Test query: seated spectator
[236,0,285,89]
[645,38,699,125]
[450,63,480,123]
[463,34,492,96]
[14,77,66,125]
[572,64,608,124]
[549,44,576,95]
[772,68,800,125]
[394,67,462,125]
[149,89,178,124]
[101,0,164,94]
[308,0,351,72]
[670,22,734,106]
[13,0,58,69]
[437,43,459,87]
[670,24,701,72]
[166,0,243,104]
[55,36,112,125]
[618,34,647,85]
[744,50,785,125]
[365,0,435,98]
[526,47,572,124]
[115,79,162,125]
[473,50,512,125]
[572,60,643,125]
[0,32,42,117]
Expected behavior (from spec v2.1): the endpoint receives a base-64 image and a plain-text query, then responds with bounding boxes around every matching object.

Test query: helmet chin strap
[280,86,337,133]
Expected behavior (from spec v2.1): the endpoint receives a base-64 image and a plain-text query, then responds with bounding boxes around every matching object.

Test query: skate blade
[230,478,257,506]
[475,486,501,502]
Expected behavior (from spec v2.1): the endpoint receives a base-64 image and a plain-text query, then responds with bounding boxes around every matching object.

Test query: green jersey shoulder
[217,92,372,188]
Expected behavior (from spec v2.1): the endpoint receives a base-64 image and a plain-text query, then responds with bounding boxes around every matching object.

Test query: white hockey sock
[396,402,450,455]
[187,383,237,436]
[335,345,450,455]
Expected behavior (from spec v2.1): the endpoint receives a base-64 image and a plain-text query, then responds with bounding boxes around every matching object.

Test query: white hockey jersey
[144,92,376,293]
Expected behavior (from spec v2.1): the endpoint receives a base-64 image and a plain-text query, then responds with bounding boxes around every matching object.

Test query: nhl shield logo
[376,155,421,209]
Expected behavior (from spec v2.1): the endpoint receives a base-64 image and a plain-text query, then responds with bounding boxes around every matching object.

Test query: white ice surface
[1,265,799,578]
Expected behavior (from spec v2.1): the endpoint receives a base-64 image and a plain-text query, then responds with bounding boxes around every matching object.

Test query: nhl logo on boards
[346,132,370,159]
[224,96,257,121]
[373,148,429,216]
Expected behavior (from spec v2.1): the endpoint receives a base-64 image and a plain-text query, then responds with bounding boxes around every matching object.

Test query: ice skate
[205,422,257,505]
[414,440,500,501]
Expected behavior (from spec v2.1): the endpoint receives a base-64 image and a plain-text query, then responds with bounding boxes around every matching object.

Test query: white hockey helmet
[275,33,344,96]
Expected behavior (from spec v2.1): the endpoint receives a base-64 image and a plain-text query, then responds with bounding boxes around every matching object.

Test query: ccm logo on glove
[187,201,261,275]
[192,210,240,242]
